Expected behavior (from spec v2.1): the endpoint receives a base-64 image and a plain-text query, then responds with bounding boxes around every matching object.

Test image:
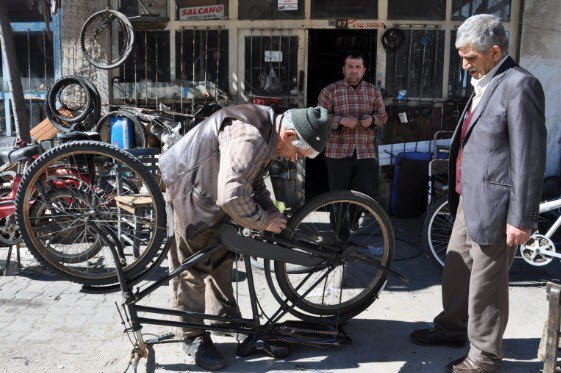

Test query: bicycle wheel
[15,141,166,285]
[80,9,134,70]
[422,196,453,269]
[27,189,103,263]
[274,190,394,321]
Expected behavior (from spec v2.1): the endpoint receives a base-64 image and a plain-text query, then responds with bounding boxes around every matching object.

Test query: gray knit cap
[289,107,330,153]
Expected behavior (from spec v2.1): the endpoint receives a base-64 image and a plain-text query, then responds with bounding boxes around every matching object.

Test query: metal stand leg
[542,282,561,373]
[3,244,13,276]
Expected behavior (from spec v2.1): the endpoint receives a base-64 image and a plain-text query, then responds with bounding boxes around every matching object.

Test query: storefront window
[7,0,44,22]
[176,0,229,20]
[238,0,305,20]
[175,29,229,92]
[11,31,55,92]
[244,35,298,97]
[452,0,511,21]
[388,0,446,20]
[385,29,445,98]
[311,0,377,19]
[115,31,171,102]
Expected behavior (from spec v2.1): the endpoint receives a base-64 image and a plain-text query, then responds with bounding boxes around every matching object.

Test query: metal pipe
[155,32,159,108]
[144,31,148,107]
[27,29,32,127]
[134,35,138,106]
[192,28,196,113]
[180,29,184,113]
[0,1,30,142]
[215,28,221,102]
[250,28,254,97]
[135,305,255,325]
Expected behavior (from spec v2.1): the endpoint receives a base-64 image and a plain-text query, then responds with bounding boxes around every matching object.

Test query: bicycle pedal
[262,340,289,358]
[145,332,175,345]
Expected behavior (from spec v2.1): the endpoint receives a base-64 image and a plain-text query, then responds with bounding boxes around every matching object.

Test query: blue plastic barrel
[110,116,135,149]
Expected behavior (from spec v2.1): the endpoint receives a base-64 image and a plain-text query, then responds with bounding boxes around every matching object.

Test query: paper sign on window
[264,51,283,63]
[278,0,298,11]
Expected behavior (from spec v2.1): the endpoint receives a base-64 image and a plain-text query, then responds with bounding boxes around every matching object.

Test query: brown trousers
[168,227,239,338]
[434,197,516,363]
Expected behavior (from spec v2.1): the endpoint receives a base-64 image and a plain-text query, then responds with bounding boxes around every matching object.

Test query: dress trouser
[325,152,379,198]
[326,153,379,240]
[434,197,516,363]
[168,226,239,338]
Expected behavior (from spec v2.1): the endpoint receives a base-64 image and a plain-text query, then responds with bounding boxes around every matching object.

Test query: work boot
[183,332,226,371]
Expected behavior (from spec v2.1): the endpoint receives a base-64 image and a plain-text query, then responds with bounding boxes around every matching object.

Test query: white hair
[455,14,508,54]
[281,110,320,158]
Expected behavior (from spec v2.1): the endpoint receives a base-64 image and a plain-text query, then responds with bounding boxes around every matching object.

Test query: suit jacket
[448,56,547,245]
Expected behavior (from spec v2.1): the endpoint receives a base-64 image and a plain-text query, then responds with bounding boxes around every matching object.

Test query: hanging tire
[80,9,135,70]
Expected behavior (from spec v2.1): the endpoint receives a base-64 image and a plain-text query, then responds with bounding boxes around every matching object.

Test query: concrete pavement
[0,220,558,372]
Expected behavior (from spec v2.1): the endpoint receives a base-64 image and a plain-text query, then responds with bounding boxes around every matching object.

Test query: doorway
[305,29,377,200]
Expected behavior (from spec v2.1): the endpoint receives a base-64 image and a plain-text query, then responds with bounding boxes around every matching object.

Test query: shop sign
[346,20,385,29]
[179,5,225,20]
[278,0,298,11]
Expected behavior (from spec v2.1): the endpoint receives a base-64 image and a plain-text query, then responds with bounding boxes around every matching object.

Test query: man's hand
[506,224,532,246]
[265,212,287,234]
[360,115,374,128]
[339,116,359,129]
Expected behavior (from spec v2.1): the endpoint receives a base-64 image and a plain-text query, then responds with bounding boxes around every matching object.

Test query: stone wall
[519,0,561,176]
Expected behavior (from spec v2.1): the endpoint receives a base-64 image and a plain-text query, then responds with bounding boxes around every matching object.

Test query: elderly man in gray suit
[410,14,547,373]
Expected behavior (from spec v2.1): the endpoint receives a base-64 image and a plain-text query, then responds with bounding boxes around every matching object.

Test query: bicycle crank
[520,234,556,266]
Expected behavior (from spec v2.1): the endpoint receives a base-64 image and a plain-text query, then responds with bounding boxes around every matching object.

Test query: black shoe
[410,328,466,347]
[183,332,226,371]
[446,355,501,372]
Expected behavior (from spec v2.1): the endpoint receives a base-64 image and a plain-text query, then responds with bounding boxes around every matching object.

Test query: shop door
[238,29,306,112]
[305,29,377,200]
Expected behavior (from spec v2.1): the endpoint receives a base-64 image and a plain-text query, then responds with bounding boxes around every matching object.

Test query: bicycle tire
[422,196,452,269]
[45,77,93,130]
[80,9,135,70]
[78,77,102,130]
[94,111,147,148]
[15,141,166,285]
[27,189,103,263]
[273,190,394,321]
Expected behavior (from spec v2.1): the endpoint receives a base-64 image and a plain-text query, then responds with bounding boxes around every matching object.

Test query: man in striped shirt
[318,52,388,241]
[161,105,330,370]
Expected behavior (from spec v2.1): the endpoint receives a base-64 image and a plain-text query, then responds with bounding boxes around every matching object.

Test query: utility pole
[0,1,31,143]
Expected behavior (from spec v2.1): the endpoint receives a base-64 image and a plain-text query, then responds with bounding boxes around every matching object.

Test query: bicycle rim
[16,141,166,285]
[275,191,394,319]
[426,198,452,268]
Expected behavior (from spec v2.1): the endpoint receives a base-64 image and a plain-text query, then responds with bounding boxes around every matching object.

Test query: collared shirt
[216,119,278,230]
[317,80,388,159]
[470,55,509,110]
[456,55,509,195]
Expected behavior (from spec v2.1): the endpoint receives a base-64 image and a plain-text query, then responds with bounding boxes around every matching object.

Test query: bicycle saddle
[57,131,101,142]
[0,144,40,166]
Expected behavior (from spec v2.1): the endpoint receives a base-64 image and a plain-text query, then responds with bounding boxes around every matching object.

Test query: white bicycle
[423,177,561,269]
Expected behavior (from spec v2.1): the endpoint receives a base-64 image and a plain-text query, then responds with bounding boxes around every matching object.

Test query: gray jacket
[159,105,276,240]
[448,56,547,245]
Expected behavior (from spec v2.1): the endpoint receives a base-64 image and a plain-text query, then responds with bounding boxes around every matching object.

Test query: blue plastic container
[110,116,135,149]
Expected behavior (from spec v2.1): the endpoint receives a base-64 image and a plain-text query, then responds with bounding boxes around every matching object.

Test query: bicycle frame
[88,222,357,362]
[536,198,561,259]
